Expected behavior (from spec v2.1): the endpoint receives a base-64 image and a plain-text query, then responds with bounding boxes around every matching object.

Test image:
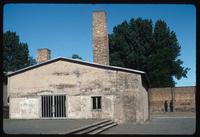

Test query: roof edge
[6,57,146,77]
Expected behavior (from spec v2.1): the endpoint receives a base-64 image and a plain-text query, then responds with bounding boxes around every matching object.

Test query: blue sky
[3,4,196,87]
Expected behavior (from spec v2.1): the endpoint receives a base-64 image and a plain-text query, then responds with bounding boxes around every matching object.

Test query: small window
[92,96,101,109]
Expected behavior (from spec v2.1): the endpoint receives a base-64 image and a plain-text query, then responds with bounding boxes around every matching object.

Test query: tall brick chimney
[36,48,51,63]
[93,11,109,65]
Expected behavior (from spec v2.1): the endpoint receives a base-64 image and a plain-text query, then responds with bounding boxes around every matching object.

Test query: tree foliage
[71,54,82,60]
[3,31,36,72]
[109,18,190,87]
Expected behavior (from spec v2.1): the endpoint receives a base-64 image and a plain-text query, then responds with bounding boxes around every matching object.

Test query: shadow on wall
[3,106,9,119]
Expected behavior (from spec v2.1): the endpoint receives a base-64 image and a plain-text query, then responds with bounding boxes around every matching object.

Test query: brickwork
[93,11,109,65]
[36,48,51,63]
[149,86,196,112]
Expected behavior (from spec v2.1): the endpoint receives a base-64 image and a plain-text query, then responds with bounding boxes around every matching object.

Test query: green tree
[3,31,36,72]
[71,54,82,60]
[109,18,189,87]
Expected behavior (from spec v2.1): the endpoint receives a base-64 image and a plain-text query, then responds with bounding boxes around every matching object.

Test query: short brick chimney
[36,48,51,63]
[93,11,109,65]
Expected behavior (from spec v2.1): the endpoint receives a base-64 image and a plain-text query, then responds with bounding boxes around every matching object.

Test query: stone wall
[8,60,148,123]
[93,11,109,65]
[149,86,195,112]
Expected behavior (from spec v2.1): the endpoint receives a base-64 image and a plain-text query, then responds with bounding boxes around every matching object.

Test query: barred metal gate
[41,95,66,118]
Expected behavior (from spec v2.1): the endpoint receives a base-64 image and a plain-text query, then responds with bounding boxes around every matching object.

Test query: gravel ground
[3,119,101,134]
[101,117,196,135]
[3,117,196,135]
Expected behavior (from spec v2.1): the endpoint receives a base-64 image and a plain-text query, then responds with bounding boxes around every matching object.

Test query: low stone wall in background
[149,86,195,113]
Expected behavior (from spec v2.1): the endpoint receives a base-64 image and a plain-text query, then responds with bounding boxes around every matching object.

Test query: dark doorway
[41,95,66,118]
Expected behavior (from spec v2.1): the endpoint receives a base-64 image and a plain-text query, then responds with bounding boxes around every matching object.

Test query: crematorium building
[6,11,150,124]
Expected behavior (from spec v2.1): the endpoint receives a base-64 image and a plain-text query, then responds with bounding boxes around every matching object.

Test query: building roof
[6,57,150,87]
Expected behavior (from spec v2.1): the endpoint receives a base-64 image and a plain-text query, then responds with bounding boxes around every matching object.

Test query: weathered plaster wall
[9,97,40,119]
[149,86,195,112]
[114,71,148,123]
[67,95,114,119]
[8,60,148,123]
